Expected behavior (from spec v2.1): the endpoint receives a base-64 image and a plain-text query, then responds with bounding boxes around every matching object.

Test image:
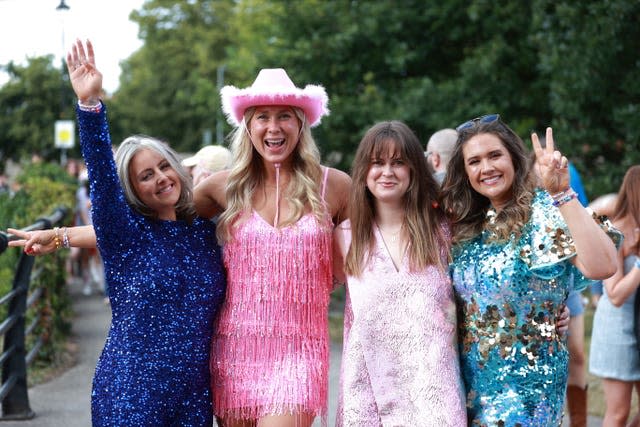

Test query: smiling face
[129,148,181,221]
[366,140,411,206]
[462,132,515,211]
[247,105,302,167]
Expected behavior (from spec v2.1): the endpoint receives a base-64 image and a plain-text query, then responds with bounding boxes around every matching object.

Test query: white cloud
[0,0,146,93]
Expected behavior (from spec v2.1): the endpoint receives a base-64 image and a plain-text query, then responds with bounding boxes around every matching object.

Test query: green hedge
[0,161,77,365]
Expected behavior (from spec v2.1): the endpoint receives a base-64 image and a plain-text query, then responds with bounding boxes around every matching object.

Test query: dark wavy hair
[441,118,536,243]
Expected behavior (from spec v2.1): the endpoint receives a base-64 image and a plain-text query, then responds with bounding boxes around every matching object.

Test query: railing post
[0,250,37,420]
[0,207,68,420]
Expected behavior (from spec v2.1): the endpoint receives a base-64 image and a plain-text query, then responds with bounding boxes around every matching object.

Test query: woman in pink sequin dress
[194,69,351,427]
[333,121,467,426]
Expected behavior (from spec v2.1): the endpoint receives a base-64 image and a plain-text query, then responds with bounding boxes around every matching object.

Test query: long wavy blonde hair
[441,119,536,244]
[216,106,325,242]
[344,121,448,277]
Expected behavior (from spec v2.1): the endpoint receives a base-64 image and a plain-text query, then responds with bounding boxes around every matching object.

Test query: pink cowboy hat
[220,68,329,127]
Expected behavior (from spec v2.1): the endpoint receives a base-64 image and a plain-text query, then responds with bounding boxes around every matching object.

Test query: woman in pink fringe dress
[333,121,467,426]
[194,68,351,427]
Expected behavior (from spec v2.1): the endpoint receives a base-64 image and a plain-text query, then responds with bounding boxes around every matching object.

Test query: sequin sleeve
[76,104,135,254]
[520,189,622,291]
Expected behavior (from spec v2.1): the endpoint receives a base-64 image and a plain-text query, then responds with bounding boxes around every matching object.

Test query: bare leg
[257,412,315,427]
[217,417,256,427]
[602,378,633,427]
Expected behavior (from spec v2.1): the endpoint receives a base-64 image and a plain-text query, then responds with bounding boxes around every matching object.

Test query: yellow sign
[55,120,75,148]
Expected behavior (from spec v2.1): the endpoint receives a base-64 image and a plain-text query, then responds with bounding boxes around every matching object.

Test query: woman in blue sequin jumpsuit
[441,115,618,426]
[67,40,225,426]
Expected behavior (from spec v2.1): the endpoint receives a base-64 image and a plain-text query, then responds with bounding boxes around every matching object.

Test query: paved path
[1,282,601,426]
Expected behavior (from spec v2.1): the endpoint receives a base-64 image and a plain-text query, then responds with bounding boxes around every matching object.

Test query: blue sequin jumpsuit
[450,190,589,426]
[77,105,226,426]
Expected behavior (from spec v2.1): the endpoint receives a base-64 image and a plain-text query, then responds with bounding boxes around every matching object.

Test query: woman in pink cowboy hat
[194,68,351,426]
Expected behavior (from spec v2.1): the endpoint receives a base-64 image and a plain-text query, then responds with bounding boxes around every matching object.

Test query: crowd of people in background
[2,38,638,427]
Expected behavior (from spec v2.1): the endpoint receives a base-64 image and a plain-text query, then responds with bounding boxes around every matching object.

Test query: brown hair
[441,118,536,243]
[612,165,640,252]
[344,121,448,277]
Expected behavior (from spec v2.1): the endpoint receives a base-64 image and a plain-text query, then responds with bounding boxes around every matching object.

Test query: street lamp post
[56,0,71,166]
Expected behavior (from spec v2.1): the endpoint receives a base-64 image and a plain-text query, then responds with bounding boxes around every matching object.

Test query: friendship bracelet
[62,227,70,249]
[78,100,102,113]
[549,188,572,200]
[53,227,62,250]
[551,188,578,208]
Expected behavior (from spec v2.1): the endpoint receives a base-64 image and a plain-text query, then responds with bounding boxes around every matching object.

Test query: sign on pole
[54,120,75,149]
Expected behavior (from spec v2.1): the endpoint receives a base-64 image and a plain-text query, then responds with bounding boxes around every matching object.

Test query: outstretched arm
[7,225,97,255]
[532,128,617,280]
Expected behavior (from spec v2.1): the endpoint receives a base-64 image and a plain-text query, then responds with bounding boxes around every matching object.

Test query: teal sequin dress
[450,190,590,426]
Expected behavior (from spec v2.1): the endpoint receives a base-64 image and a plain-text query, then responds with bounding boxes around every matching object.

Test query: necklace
[378,224,403,243]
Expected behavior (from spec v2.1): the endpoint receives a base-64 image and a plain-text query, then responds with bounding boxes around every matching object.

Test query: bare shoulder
[323,166,351,222]
[194,169,231,217]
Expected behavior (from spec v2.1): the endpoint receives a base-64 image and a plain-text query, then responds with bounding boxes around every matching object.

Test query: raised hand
[65,39,102,105]
[6,228,58,256]
[531,127,570,195]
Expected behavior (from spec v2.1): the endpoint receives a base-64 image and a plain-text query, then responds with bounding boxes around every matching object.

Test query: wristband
[78,100,102,113]
[62,227,70,249]
[551,189,577,208]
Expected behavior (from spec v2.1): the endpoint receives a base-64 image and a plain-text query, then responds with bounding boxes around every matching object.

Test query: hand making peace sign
[531,127,570,195]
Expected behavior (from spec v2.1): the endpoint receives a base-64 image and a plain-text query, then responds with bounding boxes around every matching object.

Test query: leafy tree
[0,57,77,166]
[532,0,640,196]
[111,0,235,152]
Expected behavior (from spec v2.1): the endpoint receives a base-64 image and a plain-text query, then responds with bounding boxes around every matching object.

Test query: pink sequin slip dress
[211,168,332,422]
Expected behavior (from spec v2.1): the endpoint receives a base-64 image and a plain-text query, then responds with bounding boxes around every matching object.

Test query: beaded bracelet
[62,227,70,249]
[551,188,578,208]
[78,100,102,113]
[53,227,62,250]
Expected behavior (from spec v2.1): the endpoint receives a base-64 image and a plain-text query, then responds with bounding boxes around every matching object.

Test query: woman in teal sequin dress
[441,115,619,426]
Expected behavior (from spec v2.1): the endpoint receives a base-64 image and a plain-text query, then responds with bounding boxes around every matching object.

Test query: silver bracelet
[62,227,70,249]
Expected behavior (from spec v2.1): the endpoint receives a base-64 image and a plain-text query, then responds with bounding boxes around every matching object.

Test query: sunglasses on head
[455,114,501,132]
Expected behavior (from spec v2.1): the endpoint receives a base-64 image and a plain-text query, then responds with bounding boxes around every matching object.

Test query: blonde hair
[344,121,448,277]
[216,107,325,242]
[441,119,536,243]
[115,135,196,222]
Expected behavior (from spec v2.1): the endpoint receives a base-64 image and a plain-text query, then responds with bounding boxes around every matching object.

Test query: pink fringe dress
[211,169,332,422]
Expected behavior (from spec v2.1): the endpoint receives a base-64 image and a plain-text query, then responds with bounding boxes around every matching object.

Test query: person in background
[589,192,619,307]
[0,174,9,194]
[565,161,591,427]
[425,128,457,184]
[442,114,618,425]
[195,67,351,426]
[589,165,640,427]
[333,121,466,425]
[9,39,226,427]
[182,144,232,186]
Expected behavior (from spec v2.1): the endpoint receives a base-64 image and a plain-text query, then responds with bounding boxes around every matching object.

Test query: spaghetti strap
[321,167,330,201]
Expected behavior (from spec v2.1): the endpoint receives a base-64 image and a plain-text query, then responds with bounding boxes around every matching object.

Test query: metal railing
[0,207,68,420]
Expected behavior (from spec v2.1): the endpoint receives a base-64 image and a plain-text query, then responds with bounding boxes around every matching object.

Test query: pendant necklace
[378,223,403,243]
